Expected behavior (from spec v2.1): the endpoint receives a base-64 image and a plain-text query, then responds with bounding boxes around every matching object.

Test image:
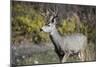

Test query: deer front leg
[61,53,69,63]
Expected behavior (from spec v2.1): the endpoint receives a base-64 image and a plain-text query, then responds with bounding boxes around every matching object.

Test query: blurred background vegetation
[11,1,96,65]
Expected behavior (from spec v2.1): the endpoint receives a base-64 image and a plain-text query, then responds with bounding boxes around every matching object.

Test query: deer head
[41,8,58,34]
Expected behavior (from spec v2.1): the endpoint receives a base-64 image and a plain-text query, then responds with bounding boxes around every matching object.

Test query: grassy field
[12,42,95,66]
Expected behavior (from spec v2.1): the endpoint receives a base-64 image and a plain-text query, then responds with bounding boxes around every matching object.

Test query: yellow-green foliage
[12,3,50,44]
[15,13,44,33]
[58,18,76,35]
[80,22,88,35]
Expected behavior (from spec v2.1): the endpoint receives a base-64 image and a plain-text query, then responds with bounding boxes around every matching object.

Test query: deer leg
[78,50,85,61]
[61,53,69,63]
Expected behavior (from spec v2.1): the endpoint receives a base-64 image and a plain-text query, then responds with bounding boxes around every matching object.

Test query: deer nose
[40,28,43,31]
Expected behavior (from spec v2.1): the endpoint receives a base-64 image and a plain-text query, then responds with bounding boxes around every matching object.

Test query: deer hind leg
[78,50,85,61]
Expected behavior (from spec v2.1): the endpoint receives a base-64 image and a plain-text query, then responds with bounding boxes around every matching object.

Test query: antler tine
[41,13,46,18]
[48,8,54,15]
[39,9,45,17]
[40,8,50,22]
[39,8,49,17]
[55,6,58,16]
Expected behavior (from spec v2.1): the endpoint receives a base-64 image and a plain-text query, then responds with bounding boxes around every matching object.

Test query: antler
[49,6,58,24]
[39,6,58,24]
[39,8,49,18]
[48,6,58,17]
[39,8,50,25]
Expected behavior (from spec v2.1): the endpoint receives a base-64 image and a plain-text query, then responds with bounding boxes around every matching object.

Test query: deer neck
[49,28,63,52]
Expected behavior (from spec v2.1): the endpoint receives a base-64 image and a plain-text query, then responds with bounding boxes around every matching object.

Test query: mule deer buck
[40,8,87,63]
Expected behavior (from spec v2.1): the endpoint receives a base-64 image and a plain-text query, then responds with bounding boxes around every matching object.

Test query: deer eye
[45,23,50,26]
[47,24,50,26]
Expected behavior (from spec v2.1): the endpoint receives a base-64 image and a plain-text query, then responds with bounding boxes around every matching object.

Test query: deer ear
[53,15,58,24]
